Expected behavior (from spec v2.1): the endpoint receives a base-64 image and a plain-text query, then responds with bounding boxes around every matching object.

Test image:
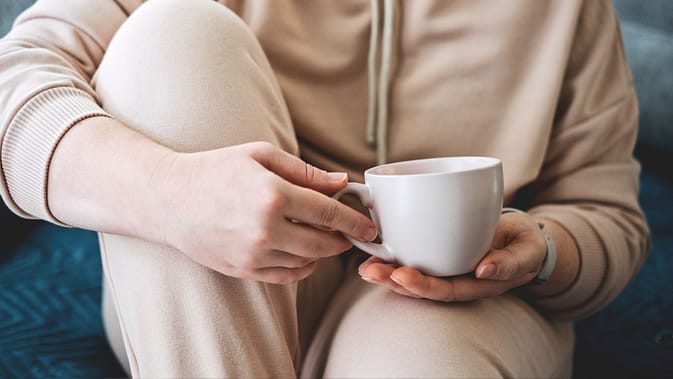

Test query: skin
[358,213,581,301]
[49,116,377,284]
[49,116,579,297]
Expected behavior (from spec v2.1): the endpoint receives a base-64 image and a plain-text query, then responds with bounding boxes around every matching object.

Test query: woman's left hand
[357,211,548,301]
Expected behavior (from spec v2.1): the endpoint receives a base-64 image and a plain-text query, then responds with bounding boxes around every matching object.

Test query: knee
[123,0,255,47]
[109,0,257,59]
[94,0,297,154]
[99,0,260,85]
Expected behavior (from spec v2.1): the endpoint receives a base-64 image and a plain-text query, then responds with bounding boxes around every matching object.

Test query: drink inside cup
[334,157,503,277]
[369,156,501,176]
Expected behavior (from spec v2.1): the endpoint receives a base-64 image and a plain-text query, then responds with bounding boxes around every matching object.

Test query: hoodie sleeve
[0,0,142,224]
[523,0,651,320]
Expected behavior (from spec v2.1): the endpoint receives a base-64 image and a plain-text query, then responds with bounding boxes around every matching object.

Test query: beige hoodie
[0,0,650,320]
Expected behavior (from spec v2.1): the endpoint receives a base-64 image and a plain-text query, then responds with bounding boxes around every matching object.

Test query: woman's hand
[49,118,374,285]
[357,212,549,301]
[155,142,378,284]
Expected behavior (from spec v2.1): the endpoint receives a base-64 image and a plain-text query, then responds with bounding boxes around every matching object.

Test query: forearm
[48,116,175,242]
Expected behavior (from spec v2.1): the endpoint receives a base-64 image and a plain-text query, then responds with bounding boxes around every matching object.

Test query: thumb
[475,247,522,281]
[250,142,348,193]
[475,216,543,281]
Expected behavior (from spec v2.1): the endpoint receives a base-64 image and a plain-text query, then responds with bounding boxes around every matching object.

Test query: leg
[94,0,319,376]
[94,0,297,155]
[307,267,574,378]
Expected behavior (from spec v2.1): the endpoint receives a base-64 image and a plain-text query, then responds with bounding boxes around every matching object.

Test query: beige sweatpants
[94,0,574,377]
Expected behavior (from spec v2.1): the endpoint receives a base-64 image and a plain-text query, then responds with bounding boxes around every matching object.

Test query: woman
[0,0,649,377]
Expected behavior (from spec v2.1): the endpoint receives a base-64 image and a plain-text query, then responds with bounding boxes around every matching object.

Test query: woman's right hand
[153,141,377,284]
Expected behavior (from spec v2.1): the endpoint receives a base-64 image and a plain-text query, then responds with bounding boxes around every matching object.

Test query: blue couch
[1,1,671,377]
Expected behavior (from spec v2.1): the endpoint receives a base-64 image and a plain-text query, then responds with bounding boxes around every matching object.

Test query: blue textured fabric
[573,147,673,378]
[613,0,673,153]
[613,0,673,36]
[0,224,125,378]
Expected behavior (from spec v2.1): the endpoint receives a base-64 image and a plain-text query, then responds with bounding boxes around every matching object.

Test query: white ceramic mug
[334,157,503,277]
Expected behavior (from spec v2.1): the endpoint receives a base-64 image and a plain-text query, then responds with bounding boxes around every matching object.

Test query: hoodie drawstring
[366,0,395,165]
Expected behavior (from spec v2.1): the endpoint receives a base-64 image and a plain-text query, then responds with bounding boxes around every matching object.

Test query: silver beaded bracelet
[501,208,557,284]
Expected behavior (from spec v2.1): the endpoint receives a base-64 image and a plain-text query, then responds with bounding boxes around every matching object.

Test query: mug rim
[364,156,502,178]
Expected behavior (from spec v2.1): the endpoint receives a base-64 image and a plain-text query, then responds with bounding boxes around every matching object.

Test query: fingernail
[362,227,378,242]
[327,172,347,182]
[360,275,378,284]
[477,263,496,279]
[390,274,405,286]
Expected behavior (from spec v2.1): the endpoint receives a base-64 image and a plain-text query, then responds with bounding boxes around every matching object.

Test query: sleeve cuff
[1,87,111,225]
[527,205,607,319]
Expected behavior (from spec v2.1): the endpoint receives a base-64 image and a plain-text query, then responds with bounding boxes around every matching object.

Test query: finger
[357,256,386,275]
[262,250,318,269]
[249,142,348,194]
[475,245,542,281]
[390,267,522,302]
[284,185,377,241]
[475,222,546,281]
[359,257,396,284]
[389,267,456,301]
[231,248,315,272]
[247,260,319,285]
[391,286,423,299]
[473,212,546,281]
[358,259,420,298]
[275,221,352,258]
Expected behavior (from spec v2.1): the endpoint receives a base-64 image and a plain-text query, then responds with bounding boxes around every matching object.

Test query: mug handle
[332,183,395,262]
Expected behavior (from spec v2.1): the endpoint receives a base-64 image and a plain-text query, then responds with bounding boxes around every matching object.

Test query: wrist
[501,208,555,284]
[499,208,580,297]
[530,222,557,284]
[142,147,185,249]
[142,158,177,247]
[523,218,580,298]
